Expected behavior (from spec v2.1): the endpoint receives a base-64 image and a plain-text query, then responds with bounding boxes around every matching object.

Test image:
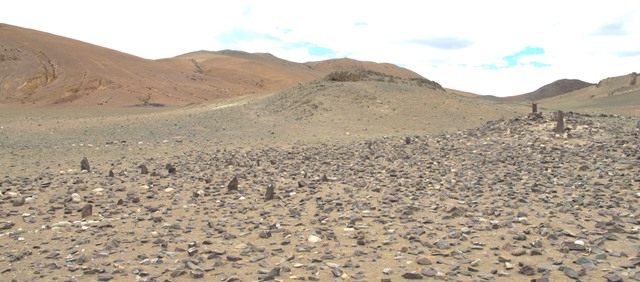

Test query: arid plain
[1,24,640,282]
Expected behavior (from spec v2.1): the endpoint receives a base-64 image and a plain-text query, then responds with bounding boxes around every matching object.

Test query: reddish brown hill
[0,24,438,107]
[161,50,318,93]
[0,24,241,106]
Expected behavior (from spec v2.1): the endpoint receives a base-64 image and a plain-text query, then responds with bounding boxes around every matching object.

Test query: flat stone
[97,274,113,281]
[416,255,432,265]
[401,272,423,279]
[563,267,579,279]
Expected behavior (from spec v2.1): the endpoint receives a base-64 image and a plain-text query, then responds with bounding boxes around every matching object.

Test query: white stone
[164,188,174,193]
[308,235,322,243]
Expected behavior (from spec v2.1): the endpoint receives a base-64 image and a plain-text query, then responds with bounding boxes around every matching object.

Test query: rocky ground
[1,111,639,282]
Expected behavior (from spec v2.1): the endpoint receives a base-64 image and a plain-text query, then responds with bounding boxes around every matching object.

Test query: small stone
[308,235,322,243]
[171,268,186,278]
[511,249,526,256]
[81,204,92,218]
[330,266,343,277]
[190,269,204,279]
[382,268,393,275]
[513,234,527,241]
[12,197,25,207]
[262,267,280,280]
[97,274,113,281]
[416,255,432,265]
[226,255,242,262]
[505,262,514,269]
[530,249,543,256]
[518,263,535,276]
[604,272,623,282]
[563,267,579,279]
[259,230,272,238]
[421,267,437,277]
[401,272,423,279]
[108,170,114,177]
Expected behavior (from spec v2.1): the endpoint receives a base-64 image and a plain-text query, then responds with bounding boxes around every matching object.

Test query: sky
[3,0,639,96]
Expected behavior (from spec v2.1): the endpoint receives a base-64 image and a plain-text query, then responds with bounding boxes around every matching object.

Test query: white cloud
[3,0,639,96]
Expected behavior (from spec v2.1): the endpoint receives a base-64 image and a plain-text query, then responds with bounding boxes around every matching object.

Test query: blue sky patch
[284,42,337,57]
[482,46,550,70]
[354,22,368,26]
[218,29,282,44]
[592,20,627,36]
[411,37,473,50]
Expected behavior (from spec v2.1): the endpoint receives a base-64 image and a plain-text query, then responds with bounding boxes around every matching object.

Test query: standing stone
[108,170,115,178]
[555,110,565,133]
[227,176,238,192]
[166,164,176,174]
[81,204,93,218]
[636,120,640,129]
[139,164,149,174]
[532,103,537,113]
[405,136,412,145]
[80,157,91,172]
[265,184,275,201]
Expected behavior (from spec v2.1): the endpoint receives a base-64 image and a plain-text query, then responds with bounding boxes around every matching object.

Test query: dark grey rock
[166,164,176,174]
[190,269,204,279]
[228,176,238,192]
[139,164,149,174]
[81,157,90,172]
[264,184,275,201]
[97,274,113,281]
[563,267,579,279]
[518,263,535,276]
[12,197,25,207]
[331,266,343,277]
[81,204,92,218]
[401,272,423,279]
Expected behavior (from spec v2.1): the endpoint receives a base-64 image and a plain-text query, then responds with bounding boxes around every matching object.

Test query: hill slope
[0,24,242,106]
[0,24,432,107]
[507,79,594,102]
[538,73,640,116]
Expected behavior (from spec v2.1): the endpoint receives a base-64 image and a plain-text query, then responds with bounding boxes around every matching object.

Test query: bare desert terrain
[1,24,640,282]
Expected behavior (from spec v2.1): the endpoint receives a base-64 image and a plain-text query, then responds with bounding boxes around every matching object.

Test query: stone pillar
[80,157,90,172]
[81,204,93,218]
[265,184,275,201]
[227,176,238,192]
[532,103,537,114]
[555,110,564,133]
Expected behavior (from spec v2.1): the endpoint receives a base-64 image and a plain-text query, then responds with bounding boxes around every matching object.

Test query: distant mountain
[0,24,430,107]
[537,72,640,116]
[506,79,594,102]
